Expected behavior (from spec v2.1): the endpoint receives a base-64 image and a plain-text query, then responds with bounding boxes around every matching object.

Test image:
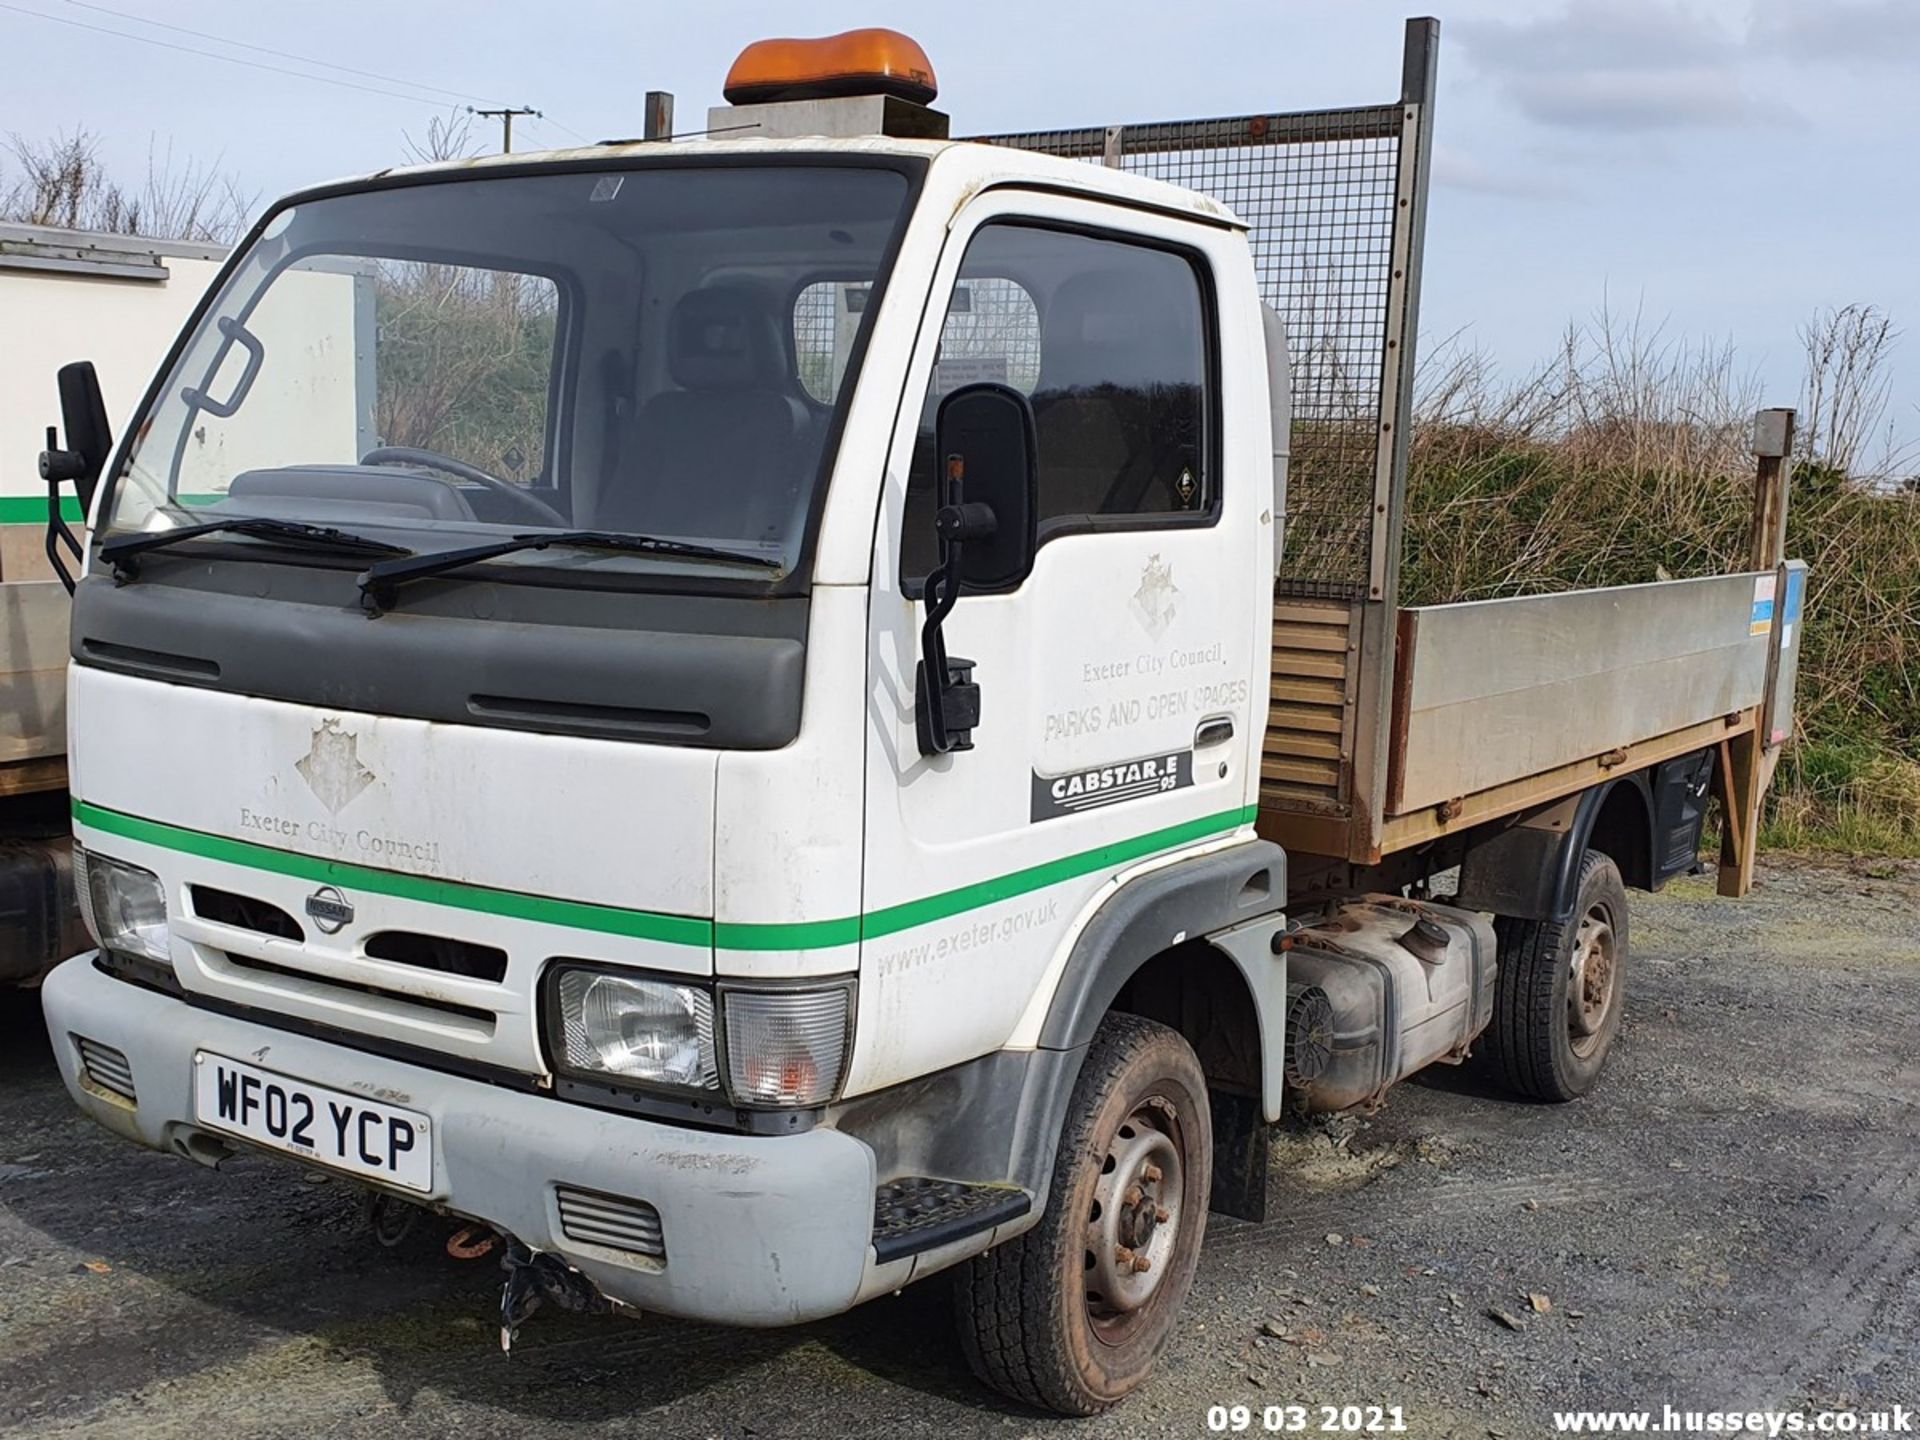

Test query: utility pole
[470,105,541,153]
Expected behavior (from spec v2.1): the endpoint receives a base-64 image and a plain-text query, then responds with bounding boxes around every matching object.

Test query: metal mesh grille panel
[978,105,1408,598]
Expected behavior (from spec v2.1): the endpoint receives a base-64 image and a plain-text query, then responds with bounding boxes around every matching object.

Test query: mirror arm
[914,498,996,758]
[38,427,84,596]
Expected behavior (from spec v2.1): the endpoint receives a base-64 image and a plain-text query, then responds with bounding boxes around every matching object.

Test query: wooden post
[1718,409,1796,897]
[1749,408,1794,572]
[1716,729,1763,898]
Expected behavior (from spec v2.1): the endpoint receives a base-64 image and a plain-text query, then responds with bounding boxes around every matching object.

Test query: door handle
[1194,716,1235,748]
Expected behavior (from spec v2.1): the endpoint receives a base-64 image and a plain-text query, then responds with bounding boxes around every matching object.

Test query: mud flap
[1207,1089,1269,1221]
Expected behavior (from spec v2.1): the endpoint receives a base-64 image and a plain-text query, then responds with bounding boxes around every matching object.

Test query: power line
[6,1,600,154]
[541,117,594,145]
[0,1,487,109]
[61,0,507,107]
[529,114,593,146]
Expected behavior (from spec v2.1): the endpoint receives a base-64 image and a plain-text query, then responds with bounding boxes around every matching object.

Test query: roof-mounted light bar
[723,28,938,107]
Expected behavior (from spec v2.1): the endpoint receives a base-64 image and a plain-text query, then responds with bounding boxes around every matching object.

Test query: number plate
[193,1052,433,1193]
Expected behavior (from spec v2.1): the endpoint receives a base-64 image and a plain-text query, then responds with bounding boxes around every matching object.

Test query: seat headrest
[1038,267,1193,394]
[667,283,790,391]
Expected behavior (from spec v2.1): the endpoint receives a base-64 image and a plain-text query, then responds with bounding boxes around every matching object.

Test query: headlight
[73,845,170,964]
[722,985,852,1108]
[546,965,854,1109]
[552,968,719,1092]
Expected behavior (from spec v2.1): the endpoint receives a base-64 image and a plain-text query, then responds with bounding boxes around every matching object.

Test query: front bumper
[41,954,879,1326]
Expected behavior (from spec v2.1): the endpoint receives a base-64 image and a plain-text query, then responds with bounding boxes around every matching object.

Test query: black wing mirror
[915,382,1038,757]
[38,361,112,594]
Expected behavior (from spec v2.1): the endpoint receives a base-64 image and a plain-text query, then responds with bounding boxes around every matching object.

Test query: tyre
[361,1188,450,1262]
[954,1012,1211,1415]
[1482,848,1629,1102]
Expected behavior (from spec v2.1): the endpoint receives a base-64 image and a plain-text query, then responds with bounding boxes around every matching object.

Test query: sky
[3,0,1915,466]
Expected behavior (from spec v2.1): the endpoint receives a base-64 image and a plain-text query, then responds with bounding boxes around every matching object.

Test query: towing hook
[447,1223,499,1260]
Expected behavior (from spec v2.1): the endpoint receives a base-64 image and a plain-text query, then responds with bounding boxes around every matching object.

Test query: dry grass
[1407,305,1920,856]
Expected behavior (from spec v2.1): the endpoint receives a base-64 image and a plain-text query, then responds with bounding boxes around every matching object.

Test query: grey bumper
[40,955,879,1326]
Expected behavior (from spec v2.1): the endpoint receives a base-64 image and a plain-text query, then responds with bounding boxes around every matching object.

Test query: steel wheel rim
[1567,904,1618,1057]
[1084,1095,1184,1343]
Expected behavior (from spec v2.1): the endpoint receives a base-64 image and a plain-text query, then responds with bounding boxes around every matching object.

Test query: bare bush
[1405,302,1920,852]
[403,110,482,167]
[1798,304,1900,477]
[1,129,254,243]
[374,261,557,479]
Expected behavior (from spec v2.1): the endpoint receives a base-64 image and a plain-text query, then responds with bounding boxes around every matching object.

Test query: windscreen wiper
[357,529,781,612]
[99,516,411,582]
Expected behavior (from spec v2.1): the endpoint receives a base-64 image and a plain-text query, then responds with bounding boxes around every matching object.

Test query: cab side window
[903,223,1211,583]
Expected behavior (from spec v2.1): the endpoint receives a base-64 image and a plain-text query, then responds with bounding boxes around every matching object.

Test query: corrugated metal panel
[1261,598,1356,810]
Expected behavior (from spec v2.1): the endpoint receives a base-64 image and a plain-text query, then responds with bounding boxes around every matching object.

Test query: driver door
[849,190,1265,1096]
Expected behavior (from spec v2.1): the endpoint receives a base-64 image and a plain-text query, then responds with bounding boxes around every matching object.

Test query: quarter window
[903,223,1211,582]
[793,279,871,405]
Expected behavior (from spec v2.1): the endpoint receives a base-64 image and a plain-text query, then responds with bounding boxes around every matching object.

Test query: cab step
[871,1178,1032,1263]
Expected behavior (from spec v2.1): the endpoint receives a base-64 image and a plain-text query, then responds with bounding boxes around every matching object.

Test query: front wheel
[954,1012,1211,1414]
[1483,848,1629,1101]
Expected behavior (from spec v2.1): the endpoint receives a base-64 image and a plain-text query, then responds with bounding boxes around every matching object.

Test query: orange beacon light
[723,29,939,108]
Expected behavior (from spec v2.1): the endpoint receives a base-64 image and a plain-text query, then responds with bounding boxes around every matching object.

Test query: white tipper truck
[39,24,1806,1413]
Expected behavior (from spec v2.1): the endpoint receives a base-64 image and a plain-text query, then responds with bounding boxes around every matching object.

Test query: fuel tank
[1283,895,1496,1113]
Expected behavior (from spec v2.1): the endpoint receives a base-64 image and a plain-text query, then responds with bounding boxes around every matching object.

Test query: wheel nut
[1115,1244,1135,1268]
[1132,1253,1153,1273]
[1156,1206,1171,1224]
[1125,1184,1143,1206]
[1142,1163,1163,1184]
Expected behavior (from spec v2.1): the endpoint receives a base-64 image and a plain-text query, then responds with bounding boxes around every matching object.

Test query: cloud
[1454,2,1774,133]
[1503,66,1769,133]
[1457,2,1732,74]
[1429,144,1565,199]
[1748,0,1920,65]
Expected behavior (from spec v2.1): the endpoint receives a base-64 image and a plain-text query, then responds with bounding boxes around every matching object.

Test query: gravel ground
[2,856,1918,1439]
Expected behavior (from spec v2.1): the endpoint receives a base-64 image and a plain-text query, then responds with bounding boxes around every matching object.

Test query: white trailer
[38,22,1803,1414]
[0,225,232,982]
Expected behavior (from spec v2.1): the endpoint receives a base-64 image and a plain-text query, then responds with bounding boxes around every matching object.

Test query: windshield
[102,162,914,582]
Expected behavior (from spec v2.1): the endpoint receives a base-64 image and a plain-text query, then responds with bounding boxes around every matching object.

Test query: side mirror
[914,382,1038,757]
[37,361,112,595]
[936,382,1037,590]
[44,361,111,515]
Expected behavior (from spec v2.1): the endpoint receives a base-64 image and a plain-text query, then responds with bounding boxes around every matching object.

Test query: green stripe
[0,493,227,526]
[0,496,83,525]
[714,804,1260,949]
[72,799,711,947]
[74,798,1259,953]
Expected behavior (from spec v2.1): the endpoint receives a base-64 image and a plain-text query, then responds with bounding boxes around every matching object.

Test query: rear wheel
[1483,849,1629,1101]
[955,1012,1211,1414]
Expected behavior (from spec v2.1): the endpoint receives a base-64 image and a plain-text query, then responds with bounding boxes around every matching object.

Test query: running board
[871,1178,1033,1263]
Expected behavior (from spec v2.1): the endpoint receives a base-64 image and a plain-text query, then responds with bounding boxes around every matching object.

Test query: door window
[903,222,1212,582]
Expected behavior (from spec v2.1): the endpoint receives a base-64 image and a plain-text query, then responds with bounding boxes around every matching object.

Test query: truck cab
[40,24,1801,1415]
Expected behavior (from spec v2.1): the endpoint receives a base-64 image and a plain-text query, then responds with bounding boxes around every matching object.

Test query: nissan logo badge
[305,886,355,935]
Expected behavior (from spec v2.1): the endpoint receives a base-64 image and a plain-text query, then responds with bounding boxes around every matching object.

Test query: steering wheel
[361,445,567,527]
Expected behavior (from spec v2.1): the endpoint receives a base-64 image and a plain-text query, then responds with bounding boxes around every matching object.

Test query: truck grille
[74,1035,136,1102]
[555,1185,666,1261]
[215,951,498,1031]
[190,886,303,941]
